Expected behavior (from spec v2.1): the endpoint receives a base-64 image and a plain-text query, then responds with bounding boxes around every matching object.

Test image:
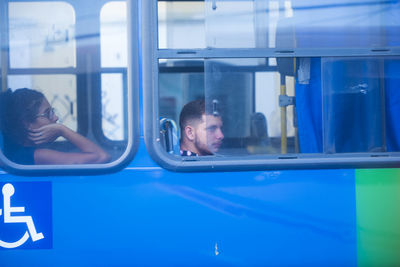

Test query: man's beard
[194,138,213,156]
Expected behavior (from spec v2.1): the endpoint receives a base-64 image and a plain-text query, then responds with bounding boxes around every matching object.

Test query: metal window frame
[142,0,400,171]
[0,0,139,175]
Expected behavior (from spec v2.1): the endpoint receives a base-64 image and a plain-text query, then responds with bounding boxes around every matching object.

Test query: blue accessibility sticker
[0,182,52,249]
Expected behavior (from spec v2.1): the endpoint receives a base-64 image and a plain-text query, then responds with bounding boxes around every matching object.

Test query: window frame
[142,0,400,171]
[0,0,139,175]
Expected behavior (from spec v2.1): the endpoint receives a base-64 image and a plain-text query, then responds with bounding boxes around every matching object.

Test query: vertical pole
[293,57,299,153]
[280,81,287,154]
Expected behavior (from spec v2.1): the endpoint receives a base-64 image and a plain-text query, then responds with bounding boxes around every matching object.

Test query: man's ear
[184,126,195,141]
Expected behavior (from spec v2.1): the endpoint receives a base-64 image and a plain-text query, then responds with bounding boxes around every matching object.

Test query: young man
[179,99,224,156]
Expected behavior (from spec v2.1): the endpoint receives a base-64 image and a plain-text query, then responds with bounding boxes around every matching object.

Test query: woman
[0,88,110,164]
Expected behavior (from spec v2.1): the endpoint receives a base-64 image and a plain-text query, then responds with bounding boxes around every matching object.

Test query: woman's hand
[28,123,66,145]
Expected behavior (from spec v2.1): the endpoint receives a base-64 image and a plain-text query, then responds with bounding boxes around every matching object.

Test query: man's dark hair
[0,88,44,145]
[179,99,205,135]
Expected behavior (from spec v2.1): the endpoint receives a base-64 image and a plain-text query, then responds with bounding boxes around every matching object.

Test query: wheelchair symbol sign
[0,182,52,249]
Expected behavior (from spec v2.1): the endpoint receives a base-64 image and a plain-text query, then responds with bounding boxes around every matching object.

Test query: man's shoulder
[180,150,198,157]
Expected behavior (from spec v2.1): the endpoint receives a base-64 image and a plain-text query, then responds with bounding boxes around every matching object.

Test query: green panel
[356,169,400,267]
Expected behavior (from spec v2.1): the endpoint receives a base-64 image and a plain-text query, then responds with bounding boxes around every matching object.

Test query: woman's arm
[29,124,111,164]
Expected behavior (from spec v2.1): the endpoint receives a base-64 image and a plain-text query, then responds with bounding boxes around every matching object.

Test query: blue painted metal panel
[0,138,357,266]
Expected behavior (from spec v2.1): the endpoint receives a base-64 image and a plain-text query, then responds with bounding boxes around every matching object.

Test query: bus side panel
[0,139,358,266]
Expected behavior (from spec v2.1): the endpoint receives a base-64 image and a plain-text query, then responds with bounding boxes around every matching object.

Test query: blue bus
[0,0,399,265]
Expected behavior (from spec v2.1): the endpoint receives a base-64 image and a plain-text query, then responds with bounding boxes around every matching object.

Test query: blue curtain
[385,60,400,151]
[296,58,400,153]
[296,58,323,153]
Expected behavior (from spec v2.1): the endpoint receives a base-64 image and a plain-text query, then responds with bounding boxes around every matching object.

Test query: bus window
[0,0,139,174]
[143,0,400,171]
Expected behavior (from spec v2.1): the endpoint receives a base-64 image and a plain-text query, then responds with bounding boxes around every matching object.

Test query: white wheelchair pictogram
[0,183,44,248]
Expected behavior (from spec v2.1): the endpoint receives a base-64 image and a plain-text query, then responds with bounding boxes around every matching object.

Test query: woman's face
[29,98,58,130]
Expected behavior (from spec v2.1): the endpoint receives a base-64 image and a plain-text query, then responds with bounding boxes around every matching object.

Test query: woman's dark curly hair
[0,88,45,145]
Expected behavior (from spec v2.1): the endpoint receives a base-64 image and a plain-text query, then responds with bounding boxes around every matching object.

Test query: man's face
[194,114,224,155]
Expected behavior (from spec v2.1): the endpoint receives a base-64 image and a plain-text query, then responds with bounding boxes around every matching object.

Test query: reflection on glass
[322,57,386,153]
[156,56,400,157]
[100,1,127,67]
[101,73,125,140]
[201,57,400,156]
[158,1,205,49]
[205,58,296,156]
[204,0,400,49]
[9,2,76,68]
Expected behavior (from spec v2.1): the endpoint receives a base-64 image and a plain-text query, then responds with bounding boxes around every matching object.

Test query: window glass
[158,1,205,49]
[204,0,400,49]
[100,1,127,67]
[322,57,389,153]
[9,2,76,68]
[100,2,128,141]
[204,58,295,155]
[101,73,125,140]
[202,57,400,156]
[7,74,77,132]
[159,59,204,123]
